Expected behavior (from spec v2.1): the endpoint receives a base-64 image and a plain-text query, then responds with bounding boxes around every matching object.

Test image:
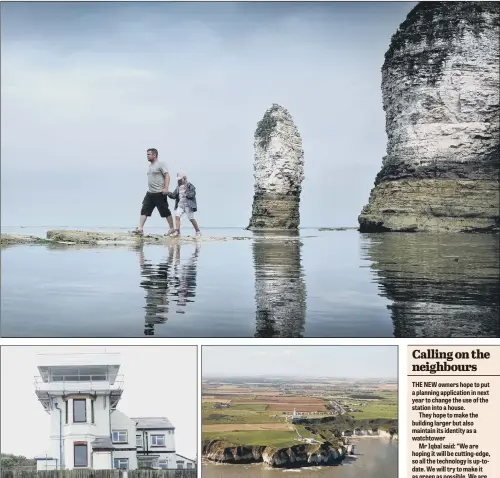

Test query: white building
[34,353,195,471]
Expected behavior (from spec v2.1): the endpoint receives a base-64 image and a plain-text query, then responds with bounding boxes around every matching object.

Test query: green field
[347,391,397,419]
[203,430,298,447]
[202,387,398,447]
[294,425,319,440]
[203,394,257,400]
[202,407,283,425]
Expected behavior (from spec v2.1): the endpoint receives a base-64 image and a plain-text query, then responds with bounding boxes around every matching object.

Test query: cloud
[1,2,416,227]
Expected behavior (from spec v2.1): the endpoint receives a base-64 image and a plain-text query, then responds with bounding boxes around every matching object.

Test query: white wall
[110,410,136,449]
[139,428,175,451]
[111,410,138,470]
[136,427,176,469]
[48,394,112,469]
[112,450,137,471]
[92,451,112,470]
[36,460,58,471]
[43,391,181,471]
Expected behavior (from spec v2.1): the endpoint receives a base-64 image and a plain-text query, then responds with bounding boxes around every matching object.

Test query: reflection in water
[252,231,307,337]
[137,243,200,335]
[362,234,500,338]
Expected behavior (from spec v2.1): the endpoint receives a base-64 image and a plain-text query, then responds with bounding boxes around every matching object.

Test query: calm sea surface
[1,227,498,337]
[202,438,398,478]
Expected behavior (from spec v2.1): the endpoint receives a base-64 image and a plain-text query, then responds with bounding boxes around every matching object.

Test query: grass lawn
[349,402,398,420]
[202,430,298,448]
[202,408,284,425]
[294,425,320,441]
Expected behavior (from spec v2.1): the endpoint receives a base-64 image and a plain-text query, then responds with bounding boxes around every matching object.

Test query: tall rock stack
[359,2,499,233]
[247,104,304,229]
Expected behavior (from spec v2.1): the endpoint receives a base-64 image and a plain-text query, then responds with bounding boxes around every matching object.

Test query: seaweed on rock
[254,104,280,149]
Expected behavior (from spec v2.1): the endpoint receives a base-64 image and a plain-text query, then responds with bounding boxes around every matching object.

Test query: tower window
[73,399,86,423]
[74,443,88,467]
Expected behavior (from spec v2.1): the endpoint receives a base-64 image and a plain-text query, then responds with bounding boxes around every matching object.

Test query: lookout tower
[34,353,123,470]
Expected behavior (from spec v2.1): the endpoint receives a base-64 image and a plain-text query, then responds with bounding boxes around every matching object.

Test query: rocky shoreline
[0,230,252,247]
[359,179,499,233]
[0,230,334,247]
[202,439,349,468]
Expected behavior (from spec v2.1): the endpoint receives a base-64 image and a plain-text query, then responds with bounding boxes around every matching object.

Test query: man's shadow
[136,242,200,336]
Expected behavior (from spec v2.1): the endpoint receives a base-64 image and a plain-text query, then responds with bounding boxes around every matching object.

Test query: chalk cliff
[247,104,305,229]
[359,2,500,232]
[202,439,346,468]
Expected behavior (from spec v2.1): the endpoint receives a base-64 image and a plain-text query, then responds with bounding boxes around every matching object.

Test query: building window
[159,460,168,470]
[138,458,157,469]
[73,399,86,423]
[113,458,129,470]
[136,435,143,447]
[91,400,95,424]
[151,435,165,446]
[65,401,68,424]
[112,430,128,444]
[186,463,192,469]
[176,461,184,469]
[74,443,88,467]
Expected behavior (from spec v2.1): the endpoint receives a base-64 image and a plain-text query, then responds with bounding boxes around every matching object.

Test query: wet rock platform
[1,230,252,247]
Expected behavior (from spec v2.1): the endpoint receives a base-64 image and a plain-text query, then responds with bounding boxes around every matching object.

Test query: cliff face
[359,2,499,232]
[202,439,346,468]
[247,104,305,229]
[203,440,266,464]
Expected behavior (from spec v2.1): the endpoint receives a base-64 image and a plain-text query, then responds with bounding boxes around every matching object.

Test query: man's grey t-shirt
[147,160,168,193]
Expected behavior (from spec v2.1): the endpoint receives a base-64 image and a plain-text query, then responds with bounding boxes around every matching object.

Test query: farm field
[202,429,299,447]
[202,381,398,447]
[344,390,398,420]
[203,423,293,432]
[202,397,231,403]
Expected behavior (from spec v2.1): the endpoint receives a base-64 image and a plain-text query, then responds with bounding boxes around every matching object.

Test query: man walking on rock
[133,148,175,236]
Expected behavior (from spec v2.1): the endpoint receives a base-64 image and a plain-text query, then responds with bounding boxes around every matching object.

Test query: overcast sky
[0,1,416,229]
[203,345,397,378]
[0,346,197,460]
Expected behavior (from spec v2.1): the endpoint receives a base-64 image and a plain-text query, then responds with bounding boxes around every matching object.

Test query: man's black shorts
[141,192,172,218]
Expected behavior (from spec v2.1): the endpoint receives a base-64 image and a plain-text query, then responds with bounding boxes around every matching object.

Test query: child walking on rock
[167,172,201,237]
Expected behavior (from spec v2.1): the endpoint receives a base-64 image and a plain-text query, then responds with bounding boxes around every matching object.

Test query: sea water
[1,227,498,337]
[202,437,398,478]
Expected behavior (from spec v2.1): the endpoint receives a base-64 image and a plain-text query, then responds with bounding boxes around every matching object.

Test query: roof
[132,417,174,429]
[91,436,113,450]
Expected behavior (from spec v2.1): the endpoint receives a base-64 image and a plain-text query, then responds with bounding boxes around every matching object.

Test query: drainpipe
[54,403,63,470]
[109,397,113,469]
